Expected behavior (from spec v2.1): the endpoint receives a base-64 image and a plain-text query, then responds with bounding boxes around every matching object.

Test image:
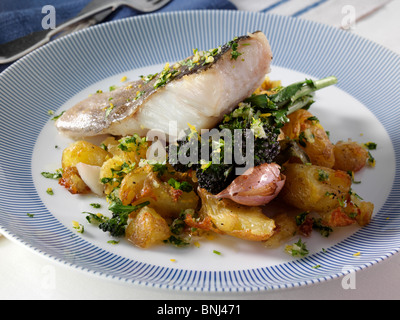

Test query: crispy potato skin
[333,140,368,172]
[119,166,199,219]
[263,213,297,248]
[61,140,110,169]
[59,166,91,194]
[125,206,171,248]
[188,189,276,242]
[319,207,357,227]
[279,163,351,213]
[355,201,374,226]
[60,140,110,194]
[281,109,335,168]
[318,200,374,227]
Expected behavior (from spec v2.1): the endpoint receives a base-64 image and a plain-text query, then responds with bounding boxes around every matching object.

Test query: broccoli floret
[98,211,128,237]
[236,123,281,166]
[168,129,200,173]
[169,109,280,195]
[98,198,150,237]
[254,128,281,166]
[195,163,234,194]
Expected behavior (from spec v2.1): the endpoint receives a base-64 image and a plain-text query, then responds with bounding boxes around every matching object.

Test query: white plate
[0,10,399,292]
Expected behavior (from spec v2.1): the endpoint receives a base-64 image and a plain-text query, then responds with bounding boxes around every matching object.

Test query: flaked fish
[55,31,273,139]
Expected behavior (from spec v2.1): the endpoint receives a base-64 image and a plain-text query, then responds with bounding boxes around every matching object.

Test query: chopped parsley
[164,211,191,247]
[51,111,65,121]
[364,142,377,150]
[347,171,361,184]
[140,73,158,83]
[325,191,336,198]
[98,201,150,237]
[41,169,63,179]
[100,177,122,185]
[228,38,242,60]
[298,131,307,147]
[296,212,333,237]
[318,169,330,182]
[295,211,309,226]
[134,90,145,100]
[312,218,333,237]
[349,189,363,201]
[285,238,309,257]
[151,163,168,177]
[118,134,147,152]
[168,178,193,192]
[72,221,84,233]
[307,116,319,122]
[104,103,114,118]
[83,212,107,224]
[164,235,190,247]
[337,196,345,207]
[170,211,187,236]
[367,151,376,167]
[153,63,179,89]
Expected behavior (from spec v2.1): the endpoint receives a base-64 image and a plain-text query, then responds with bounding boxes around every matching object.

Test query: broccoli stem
[287,95,314,116]
[285,76,338,116]
[290,76,338,102]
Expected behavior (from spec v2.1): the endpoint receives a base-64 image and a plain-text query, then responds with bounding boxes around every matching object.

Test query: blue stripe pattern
[291,0,330,17]
[0,10,400,292]
[261,0,291,13]
[261,0,330,17]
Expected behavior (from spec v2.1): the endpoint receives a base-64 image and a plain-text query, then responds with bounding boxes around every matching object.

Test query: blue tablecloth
[0,0,237,72]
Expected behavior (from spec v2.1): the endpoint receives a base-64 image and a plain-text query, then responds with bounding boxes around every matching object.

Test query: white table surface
[1,0,400,300]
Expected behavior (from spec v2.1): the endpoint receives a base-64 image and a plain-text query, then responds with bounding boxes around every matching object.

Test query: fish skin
[55,31,273,140]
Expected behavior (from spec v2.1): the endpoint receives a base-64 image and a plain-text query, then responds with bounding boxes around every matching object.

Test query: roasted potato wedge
[99,155,128,195]
[318,198,374,227]
[318,207,357,228]
[355,201,374,226]
[333,140,369,172]
[280,163,352,212]
[263,212,297,248]
[119,165,199,218]
[281,109,335,168]
[189,189,276,242]
[61,140,110,169]
[59,166,90,194]
[125,206,171,248]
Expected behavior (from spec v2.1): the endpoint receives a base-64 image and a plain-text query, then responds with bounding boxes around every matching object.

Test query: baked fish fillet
[55,31,273,139]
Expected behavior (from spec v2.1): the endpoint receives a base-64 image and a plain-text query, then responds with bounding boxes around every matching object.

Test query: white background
[1,0,400,300]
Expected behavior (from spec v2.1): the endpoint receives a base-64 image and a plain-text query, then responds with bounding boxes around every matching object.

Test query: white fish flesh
[55,31,273,139]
